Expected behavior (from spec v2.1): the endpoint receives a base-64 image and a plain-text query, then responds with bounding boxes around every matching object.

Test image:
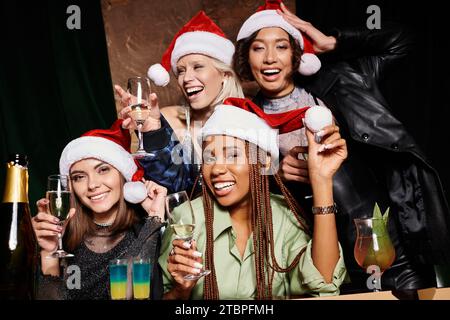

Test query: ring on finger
[169,248,175,256]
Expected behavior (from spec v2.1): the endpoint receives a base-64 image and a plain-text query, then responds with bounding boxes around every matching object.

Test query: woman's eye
[98,166,110,174]
[71,175,84,182]
[277,45,288,50]
[194,64,203,70]
[203,156,216,164]
[177,68,185,75]
[252,46,264,52]
[226,152,238,159]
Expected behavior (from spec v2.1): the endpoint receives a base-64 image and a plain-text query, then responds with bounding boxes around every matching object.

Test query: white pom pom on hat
[147,11,235,87]
[298,52,321,76]
[59,119,148,204]
[147,63,170,87]
[236,0,321,76]
[123,181,148,204]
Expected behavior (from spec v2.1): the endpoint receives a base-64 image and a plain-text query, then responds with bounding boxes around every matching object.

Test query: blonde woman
[116,11,244,195]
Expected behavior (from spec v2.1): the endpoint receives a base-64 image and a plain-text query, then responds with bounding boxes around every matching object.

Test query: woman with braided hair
[159,98,347,299]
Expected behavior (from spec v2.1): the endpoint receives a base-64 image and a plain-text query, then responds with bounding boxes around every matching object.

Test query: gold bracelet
[312,203,337,215]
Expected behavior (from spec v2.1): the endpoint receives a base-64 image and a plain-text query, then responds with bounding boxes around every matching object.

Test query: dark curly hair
[232,29,303,82]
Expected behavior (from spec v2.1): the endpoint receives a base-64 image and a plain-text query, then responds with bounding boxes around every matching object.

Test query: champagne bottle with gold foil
[0,154,37,299]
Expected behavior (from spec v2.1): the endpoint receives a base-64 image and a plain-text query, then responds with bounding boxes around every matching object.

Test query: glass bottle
[0,154,37,299]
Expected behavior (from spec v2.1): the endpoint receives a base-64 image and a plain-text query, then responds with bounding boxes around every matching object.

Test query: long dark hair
[65,174,139,251]
[233,29,303,82]
[202,142,310,299]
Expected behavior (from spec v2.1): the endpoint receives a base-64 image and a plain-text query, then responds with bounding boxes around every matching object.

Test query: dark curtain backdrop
[0,0,116,212]
[297,0,450,202]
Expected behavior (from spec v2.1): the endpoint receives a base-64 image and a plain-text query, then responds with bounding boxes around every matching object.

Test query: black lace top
[36,216,164,300]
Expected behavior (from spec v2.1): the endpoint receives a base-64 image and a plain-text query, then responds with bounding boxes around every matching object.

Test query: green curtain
[0,0,117,213]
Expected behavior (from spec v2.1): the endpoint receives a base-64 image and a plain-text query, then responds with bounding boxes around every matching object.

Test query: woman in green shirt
[160,97,347,299]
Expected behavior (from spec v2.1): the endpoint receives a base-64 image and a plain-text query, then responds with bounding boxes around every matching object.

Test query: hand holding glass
[165,191,210,280]
[127,76,152,159]
[47,174,73,258]
[354,218,396,291]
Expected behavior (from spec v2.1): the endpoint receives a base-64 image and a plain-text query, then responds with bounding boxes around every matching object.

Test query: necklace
[93,220,113,227]
[256,86,320,114]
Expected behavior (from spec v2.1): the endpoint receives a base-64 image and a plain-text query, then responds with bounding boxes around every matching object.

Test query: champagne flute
[354,218,396,291]
[165,191,211,280]
[47,174,74,258]
[127,76,153,159]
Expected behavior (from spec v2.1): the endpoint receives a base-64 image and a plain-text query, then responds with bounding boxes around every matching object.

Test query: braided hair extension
[248,143,269,299]
[248,142,310,298]
[200,141,310,299]
[202,181,220,300]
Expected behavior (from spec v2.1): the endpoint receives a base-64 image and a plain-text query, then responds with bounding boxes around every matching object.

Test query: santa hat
[147,11,235,86]
[223,97,310,134]
[202,98,280,163]
[59,119,148,204]
[236,0,321,76]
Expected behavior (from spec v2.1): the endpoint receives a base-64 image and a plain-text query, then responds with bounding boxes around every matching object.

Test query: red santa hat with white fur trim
[59,119,148,204]
[147,10,235,86]
[236,0,321,76]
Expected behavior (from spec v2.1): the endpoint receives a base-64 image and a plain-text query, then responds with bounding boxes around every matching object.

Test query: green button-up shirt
[159,193,347,299]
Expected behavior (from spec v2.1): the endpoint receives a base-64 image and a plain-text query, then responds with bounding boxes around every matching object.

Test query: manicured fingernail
[57,226,63,232]
[192,268,201,274]
[318,145,326,153]
[54,217,60,223]
[316,130,324,137]
[182,241,191,249]
[324,144,334,150]
[193,251,202,258]
[193,262,203,269]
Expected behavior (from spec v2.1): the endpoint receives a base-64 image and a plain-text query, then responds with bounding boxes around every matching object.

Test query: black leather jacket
[301,24,450,291]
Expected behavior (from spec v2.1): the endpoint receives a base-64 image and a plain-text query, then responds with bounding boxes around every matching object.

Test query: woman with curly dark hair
[232,0,448,293]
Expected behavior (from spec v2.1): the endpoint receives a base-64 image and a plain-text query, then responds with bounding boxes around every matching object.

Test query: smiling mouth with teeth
[262,69,281,75]
[186,87,204,96]
[214,182,236,190]
[89,192,107,200]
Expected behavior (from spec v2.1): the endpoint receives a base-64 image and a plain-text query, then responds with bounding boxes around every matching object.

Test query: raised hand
[115,84,162,132]
[277,2,336,54]
[306,124,347,181]
[140,179,167,220]
[279,146,310,184]
[32,198,75,252]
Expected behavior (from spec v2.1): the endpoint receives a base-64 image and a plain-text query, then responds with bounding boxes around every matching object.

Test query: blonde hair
[177,57,244,121]
[209,58,244,106]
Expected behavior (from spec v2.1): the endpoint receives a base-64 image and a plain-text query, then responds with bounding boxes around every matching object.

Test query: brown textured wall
[101,0,295,114]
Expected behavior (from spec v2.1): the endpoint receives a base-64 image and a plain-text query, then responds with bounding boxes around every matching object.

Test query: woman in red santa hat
[233,1,447,293]
[115,11,244,196]
[159,97,348,299]
[32,119,166,300]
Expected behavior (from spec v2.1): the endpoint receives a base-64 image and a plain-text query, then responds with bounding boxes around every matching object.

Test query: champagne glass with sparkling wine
[47,174,73,258]
[165,191,210,280]
[127,76,153,159]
